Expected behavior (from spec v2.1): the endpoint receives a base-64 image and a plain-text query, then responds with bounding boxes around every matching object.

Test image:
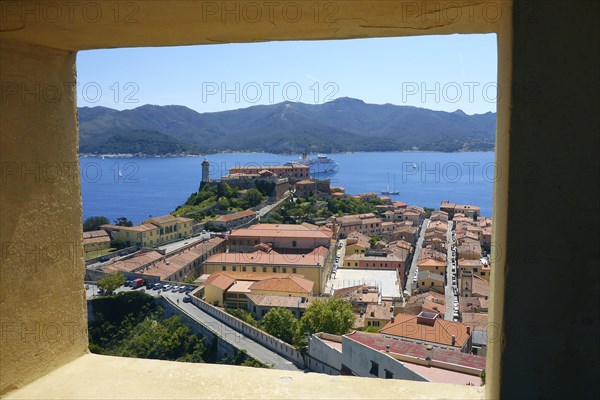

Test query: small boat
[381,173,399,195]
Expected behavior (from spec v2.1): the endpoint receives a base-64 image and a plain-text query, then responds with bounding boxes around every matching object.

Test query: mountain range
[78,97,496,155]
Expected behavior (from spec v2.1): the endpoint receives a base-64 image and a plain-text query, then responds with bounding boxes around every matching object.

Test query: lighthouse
[199,158,210,191]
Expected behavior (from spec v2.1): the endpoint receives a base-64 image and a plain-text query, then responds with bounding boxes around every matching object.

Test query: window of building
[263,267,267,272]
[222,266,226,271]
[292,240,297,247]
[292,268,296,273]
[272,267,277,273]
[242,266,246,272]
[252,267,256,272]
[384,369,393,379]
[282,268,286,273]
[369,361,379,376]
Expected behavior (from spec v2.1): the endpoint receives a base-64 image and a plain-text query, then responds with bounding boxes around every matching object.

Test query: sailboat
[381,173,400,195]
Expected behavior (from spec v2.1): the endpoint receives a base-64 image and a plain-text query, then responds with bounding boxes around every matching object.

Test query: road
[257,193,290,218]
[444,221,457,320]
[85,284,302,371]
[405,218,430,294]
[158,232,212,254]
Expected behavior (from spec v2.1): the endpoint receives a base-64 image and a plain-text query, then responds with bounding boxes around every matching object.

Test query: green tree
[83,216,109,231]
[369,236,382,247]
[242,189,264,207]
[111,239,128,250]
[114,217,133,227]
[299,297,355,339]
[218,197,231,210]
[225,308,259,327]
[216,182,233,198]
[96,271,125,295]
[261,307,299,345]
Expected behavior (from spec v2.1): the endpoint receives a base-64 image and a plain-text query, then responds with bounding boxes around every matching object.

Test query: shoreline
[79,149,496,159]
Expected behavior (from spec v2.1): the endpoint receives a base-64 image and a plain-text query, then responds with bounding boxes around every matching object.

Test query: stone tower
[199,158,210,190]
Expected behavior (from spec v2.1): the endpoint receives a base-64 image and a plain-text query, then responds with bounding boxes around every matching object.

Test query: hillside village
[84,160,492,385]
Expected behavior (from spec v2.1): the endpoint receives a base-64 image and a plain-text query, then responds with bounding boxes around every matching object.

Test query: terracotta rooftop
[379,313,471,349]
[202,270,304,284]
[249,275,314,295]
[102,251,164,274]
[101,223,159,233]
[230,224,332,239]
[461,312,489,333]
[333,284,379,304]
[469,275,490,298]
[246,294,315,308]
[205,246,328,267]
[83,230,110,244]
[214,209,256,223]
[83,229,110,239]
[365,302,394,320]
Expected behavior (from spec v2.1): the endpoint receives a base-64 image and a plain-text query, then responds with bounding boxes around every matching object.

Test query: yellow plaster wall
[0,40,88,394]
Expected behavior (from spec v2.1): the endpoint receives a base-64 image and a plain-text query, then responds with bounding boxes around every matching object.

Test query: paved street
[405,218,430,294]
[85,284,302,371]
[158,232,211,254]
[445,221,457,320]
[257,193,290,218]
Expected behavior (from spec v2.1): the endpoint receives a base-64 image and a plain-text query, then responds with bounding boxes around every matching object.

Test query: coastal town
[84,159,491,386]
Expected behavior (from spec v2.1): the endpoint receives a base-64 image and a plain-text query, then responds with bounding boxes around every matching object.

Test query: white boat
[381,173,399,195]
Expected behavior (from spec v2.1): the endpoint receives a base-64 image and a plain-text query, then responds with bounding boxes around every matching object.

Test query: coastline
[78,149,496,158]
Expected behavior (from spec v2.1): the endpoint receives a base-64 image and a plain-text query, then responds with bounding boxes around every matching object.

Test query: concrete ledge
[3,353,483,399]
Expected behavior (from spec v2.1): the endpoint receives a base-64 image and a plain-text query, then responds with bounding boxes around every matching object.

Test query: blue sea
[80,152,496,224]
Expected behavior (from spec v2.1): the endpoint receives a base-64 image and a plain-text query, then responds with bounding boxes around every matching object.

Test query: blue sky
[76,34,497,115]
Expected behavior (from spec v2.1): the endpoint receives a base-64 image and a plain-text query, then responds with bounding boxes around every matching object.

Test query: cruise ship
[287,153,338,175]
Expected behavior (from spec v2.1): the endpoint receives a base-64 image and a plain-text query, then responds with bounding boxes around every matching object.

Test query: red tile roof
[249,275,314,295]
[214,209,256,223]
[379,313,471,348]
[345,331,485,371]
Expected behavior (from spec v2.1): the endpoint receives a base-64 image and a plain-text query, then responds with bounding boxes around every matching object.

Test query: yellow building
[203,246,329,295]
[344,232,370,256]
[101,215,193,247]
[364,302,394,329]
[82,230,111,260]
[416,271,445,294]
[198,271,314,308]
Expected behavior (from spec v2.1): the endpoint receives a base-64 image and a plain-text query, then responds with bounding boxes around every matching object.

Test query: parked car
[171,285,181,292]
[162,284,172,291]
[182,295,191,303]
[153,282,163,290]
[124,280,132,287]
[178,286,187,293]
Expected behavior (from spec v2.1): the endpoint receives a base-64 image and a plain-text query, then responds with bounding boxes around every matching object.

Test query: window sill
[4,353,483,399]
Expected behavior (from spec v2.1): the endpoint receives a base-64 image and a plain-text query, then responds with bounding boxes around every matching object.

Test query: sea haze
[80,152,495,224]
